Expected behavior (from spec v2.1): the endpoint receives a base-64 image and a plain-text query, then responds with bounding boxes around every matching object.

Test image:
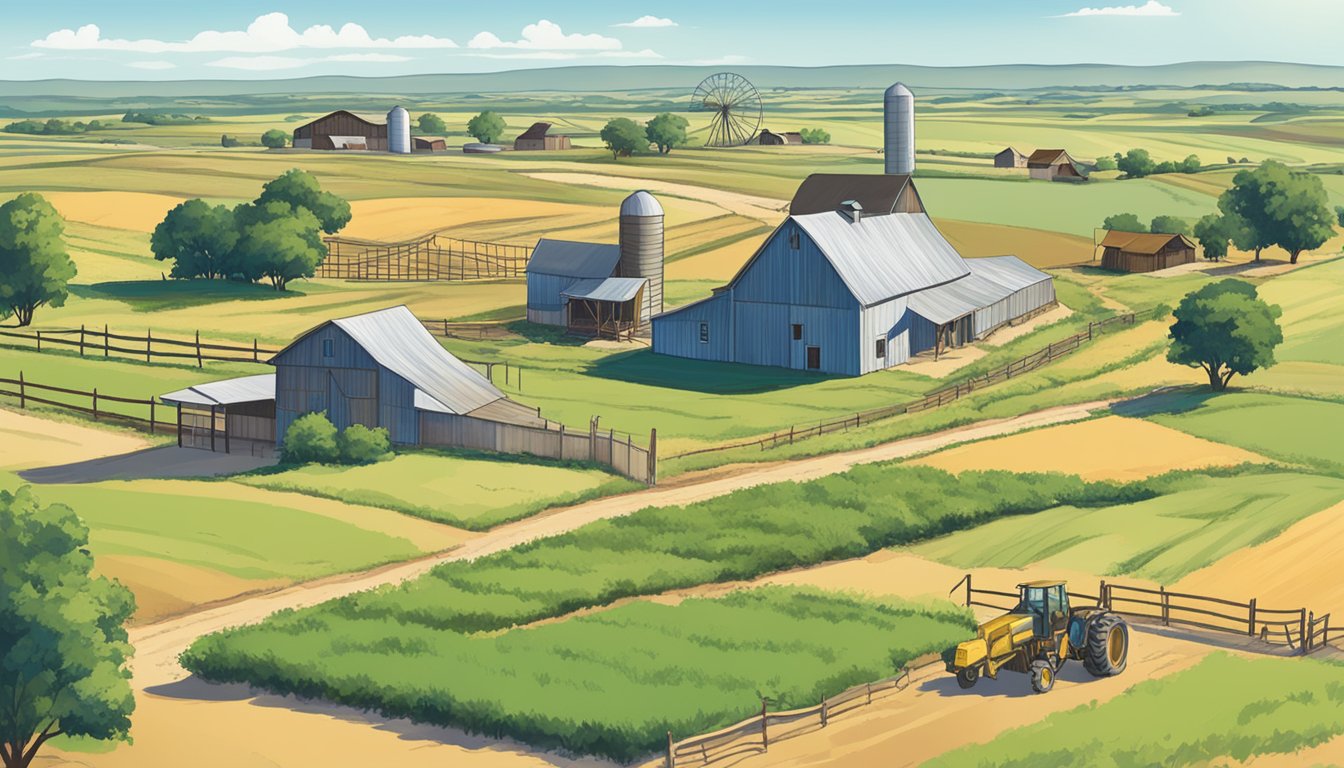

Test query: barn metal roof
[526,238,621,279]
[160,373,276,407]
[791,211,971,306]
[789,173,915,216]
[907,273,1014,324]
[1098,230,1196,255]
[327,306,504,415]
[561,276,647,303]
[964,255,1054,291]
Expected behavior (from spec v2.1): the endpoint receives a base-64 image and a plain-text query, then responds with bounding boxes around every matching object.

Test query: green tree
[1179,154,1202,173]
[255,168,351,234]
[282,412,340,463]
[1,487,135,768]
[260,129,288,149]
[233,201,326,291]
[1167,279,1283,391]
[799,128,831,145]
[600,118,647,159]
[1192,213,1244,262]
[466,111,507,144]
[1102,212,1144,232]
[150,199,239,279]
[1336,205,1344,227]
[1149,215,1191,235]
[1116,148,1155,178]
[338,424,391,464]
[1219,160,1335,263]
[644,113,689,154]
[417,113,447,134]
[1093,155,1117,171]
[0,193,76,326]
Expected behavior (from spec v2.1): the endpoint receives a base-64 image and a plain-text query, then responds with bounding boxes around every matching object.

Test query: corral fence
[420,319,519,342]
[0,325,278,367]
[665,655,940,768]
[953,574,1339,655]
[669,310,1145,460]
[319,233,532,281]
[0,372,171,435]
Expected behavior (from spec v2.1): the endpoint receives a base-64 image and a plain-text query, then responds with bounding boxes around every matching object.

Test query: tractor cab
[1015,580,1070,639]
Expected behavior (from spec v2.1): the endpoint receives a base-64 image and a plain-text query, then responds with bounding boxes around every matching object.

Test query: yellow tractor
[945,580,1129,694]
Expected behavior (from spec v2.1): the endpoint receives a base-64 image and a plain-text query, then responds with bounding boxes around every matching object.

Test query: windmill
[690,72,762,147]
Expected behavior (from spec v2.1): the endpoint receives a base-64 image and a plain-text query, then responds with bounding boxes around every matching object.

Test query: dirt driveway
[19,444,275,484]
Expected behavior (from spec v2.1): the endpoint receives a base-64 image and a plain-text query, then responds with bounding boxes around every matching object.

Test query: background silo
[618,190,664,327]
[387,106,411,154]
[884,83,915,175]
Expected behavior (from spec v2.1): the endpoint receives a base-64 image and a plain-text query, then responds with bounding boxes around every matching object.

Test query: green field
[235,450,636,529]
[183,586,972,762]
[1146,393,1344,474]
[911,471,1344,583]
[927,653,1344,768]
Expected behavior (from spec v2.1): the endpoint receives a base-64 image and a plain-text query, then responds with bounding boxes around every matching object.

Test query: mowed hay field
[911,415,1269,481]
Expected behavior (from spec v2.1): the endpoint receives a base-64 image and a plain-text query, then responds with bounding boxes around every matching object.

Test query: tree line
[3,118,111,136]
[151,169,350,290]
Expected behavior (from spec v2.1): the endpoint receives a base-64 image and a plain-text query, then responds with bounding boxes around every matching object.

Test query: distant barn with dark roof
[1099,231,1197,273]
[1028,149,1087,182]
[514,122,572,151]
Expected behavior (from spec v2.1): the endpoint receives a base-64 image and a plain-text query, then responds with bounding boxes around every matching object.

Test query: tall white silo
[884,83,915,175]
[387,106,411,154]
[618,190,664,327]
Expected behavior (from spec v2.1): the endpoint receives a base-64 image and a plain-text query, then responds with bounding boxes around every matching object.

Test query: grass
[182,586,974,762]
[1146,392,1344,474]
[911,471,1344,583]
[925,653,1344,768]
[234,450,638,530]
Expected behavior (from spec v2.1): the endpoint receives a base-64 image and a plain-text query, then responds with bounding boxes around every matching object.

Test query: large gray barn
[650,174,1055,376]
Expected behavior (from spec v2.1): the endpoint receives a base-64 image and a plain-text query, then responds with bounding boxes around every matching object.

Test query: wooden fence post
[79,324,86,356]
[176,403,183,447]
[965,573,973,607]
[18,371,25,409]
[666,731,673,768]
[146,328,153,363]
[1160,586,1169,626]
[92,388,99,421]
[150,400,156,433]
[1088,321,1094,340]
[1248,598,1257,637]
[253,339,260,363]
[760,698,769,751]
[820,695,828,728]
[104,324,109,357]
[1300,610,1309,654]
[195,331,203,367]
[589,417,598,462]
[1098,580,1107,610]
[648,428,657,486]
[558,423,565,461]
[1306,611,1314,653]
[35,330,41,353]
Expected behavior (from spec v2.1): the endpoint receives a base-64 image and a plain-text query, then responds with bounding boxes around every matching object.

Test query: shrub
[1093,156,1117,171]
[799,127,831,144]
[338,424,391,464]
[282,412,339,464]
[260,129,287,148]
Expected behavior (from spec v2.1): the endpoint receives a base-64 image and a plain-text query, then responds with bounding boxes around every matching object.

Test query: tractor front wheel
[1029,660,1055,694]
[956,666,980,689]
[1083,613,1129,677]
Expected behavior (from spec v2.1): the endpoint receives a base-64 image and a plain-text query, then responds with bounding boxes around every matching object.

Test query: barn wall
[526,272,576,326]
[908,311,940,355]
[860,296,912,374]
[732,222,856,310]
[651,292,732,362]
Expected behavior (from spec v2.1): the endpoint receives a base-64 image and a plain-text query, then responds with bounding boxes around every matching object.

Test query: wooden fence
[666,656,940,768]
[0,325,277,367]
[319,233,531,281]
[669,311,1143,460]
[420,319,518,342]
[0,372,170,434]
[955,574,1339,655]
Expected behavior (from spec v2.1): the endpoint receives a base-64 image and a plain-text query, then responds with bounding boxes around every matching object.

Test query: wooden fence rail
[0,326,276,367]
[666,657,939,768]
[668,310,1145,461]
[955,574,1338,655]
[318,233,532,281]
[0,372,169,434]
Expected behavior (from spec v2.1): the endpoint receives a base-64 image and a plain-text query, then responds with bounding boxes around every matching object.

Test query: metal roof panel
[526,238,622,279]
[160,373,276,407]
[561,276,647,303]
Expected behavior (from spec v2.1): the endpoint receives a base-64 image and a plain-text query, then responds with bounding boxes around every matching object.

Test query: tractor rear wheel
[956,666,979,689]
[1029,660,1055,694]
[1083,613,1129,677]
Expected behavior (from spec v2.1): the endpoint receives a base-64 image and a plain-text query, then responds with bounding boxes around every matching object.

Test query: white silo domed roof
[389,105,409,116]
[885,83,913,97]
[620,190,663,217]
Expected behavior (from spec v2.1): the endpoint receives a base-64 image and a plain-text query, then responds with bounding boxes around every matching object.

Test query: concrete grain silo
[387,106,411,154]
[618,190,664,327]
[884,83,915,175]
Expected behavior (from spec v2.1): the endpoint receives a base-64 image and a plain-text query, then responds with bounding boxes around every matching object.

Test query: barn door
[806,346,821,370]
[326,369,377,430]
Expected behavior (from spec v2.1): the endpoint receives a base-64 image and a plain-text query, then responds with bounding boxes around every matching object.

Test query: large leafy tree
[600,118,647,159]
[417,113,447,134]
[1116,148,1155,178]
[1102,212,1144,232]
[0,193,77,326]
[1218,160,1335,263]
[1167,279,1283,391]
[233,201,326,291]
[1192,213,1244,261]
[1,487,135,768]
[260,129,288,148]
[466,111,507,144]
[1149,215,1191,235]
[150,199,239,279]
[255,168,351,234]
[644,113,689,154]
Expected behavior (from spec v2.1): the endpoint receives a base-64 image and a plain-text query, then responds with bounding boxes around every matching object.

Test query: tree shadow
[505,321,589,347]
[72,279,303,312]
[586,348,837,395]
[1108,386,1220,419]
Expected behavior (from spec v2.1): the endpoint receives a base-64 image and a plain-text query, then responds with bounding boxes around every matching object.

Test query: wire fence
[669,310,1146,461]
[0,325,277,367]
[0,372,170,434]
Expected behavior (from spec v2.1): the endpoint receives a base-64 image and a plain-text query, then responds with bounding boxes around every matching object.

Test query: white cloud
[33,13,456,53]
[1057,1,1178,17]
[6,52,44,60]
[325,52,412,63]
[206,55,310,71]
[468,20,622,51]
[614,16,677,28]
[127,60,175,70]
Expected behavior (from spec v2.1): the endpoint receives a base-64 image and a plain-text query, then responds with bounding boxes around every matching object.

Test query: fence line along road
[668,309,1146,461]
[0,325,278,367]
[955,574,1339,655]
[666,655,941,768]
[0,372,171,435]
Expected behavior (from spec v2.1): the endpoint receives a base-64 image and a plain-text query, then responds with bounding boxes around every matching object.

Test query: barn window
[875,338,887,359]
[791,323,803,341]
[789,230,801,250]
[698,322,709,344]
[322,339,334,358]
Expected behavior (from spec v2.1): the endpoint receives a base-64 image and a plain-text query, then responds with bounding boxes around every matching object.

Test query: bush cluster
[4,118,109,135]
[281,413,390,465]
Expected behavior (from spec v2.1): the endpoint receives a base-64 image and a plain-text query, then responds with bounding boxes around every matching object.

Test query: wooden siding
[526,272,575,323]
[732,222,858,310]
[650,292,733,362]
[1101,245,1196,273]
[860,295,912,374]
[294,111,388,141]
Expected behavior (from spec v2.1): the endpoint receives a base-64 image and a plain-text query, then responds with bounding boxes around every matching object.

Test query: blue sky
[2,0,1341,80]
